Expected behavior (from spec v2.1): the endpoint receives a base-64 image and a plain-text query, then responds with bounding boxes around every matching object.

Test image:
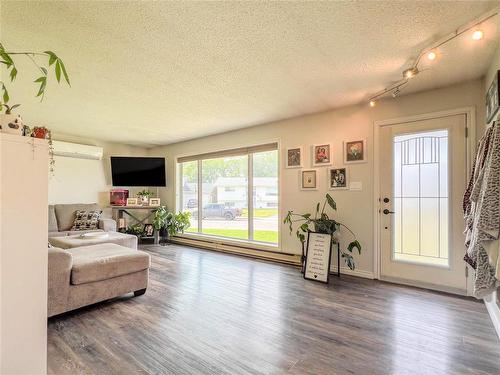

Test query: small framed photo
[486,71,500,123]
[312,144,332,166]
[344,140,367,164]
[286,146,303,168]
[143,224,154,237]
[149,198,161,207]
[126,198,138,206]
[328,167,348,190]
[300,169,318,190]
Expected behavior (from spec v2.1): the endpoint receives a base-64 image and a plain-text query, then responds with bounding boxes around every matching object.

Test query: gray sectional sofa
[48,203,117,237]
[47,203,150,317]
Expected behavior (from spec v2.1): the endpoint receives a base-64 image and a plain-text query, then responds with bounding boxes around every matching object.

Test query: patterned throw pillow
[70,210,102,231]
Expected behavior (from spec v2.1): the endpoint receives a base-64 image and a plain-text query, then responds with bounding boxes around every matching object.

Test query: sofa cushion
[68,243,150,285]
[49,231,68,238]
[70,210,102,231]
[48,205,58,232]
[54,203,100,231]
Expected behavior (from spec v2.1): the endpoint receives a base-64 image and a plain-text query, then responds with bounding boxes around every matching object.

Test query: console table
[111,206,159,244]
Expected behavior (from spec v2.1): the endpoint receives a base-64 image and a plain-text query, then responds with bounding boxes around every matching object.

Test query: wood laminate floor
[48,245,500,375]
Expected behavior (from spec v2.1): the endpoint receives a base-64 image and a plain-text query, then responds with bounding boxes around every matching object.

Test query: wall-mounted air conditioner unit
[52,140,103,160]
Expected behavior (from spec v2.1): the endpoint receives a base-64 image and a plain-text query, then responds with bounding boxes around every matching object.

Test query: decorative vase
[0,114,24,136]
[159,227,169,246]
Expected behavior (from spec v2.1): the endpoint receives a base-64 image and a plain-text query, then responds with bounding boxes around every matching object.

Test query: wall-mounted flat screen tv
[111,156,166,187]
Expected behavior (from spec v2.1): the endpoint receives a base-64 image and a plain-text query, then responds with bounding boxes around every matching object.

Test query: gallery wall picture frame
[328,167,348,190]
[285,146,303,168]
[149,198,161,207]
[303,231,333,283]
[143,223,154,237]
[300,169,319,190]
[343,139,367,164]
[312,143,332,167]
[486,70,500,124]
[126,198,138,206]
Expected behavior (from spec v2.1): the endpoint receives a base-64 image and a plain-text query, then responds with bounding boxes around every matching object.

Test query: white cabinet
[0,133,48,374]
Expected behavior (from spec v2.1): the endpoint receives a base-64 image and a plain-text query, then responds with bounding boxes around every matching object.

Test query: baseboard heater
[170,236,301,266]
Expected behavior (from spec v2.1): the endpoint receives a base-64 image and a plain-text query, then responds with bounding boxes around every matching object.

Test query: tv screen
[111,157,166,187]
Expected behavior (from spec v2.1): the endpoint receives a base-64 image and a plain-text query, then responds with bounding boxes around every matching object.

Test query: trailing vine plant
[0,42,70,108]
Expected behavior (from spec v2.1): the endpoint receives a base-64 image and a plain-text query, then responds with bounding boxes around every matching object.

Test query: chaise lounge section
[48,243,150,317]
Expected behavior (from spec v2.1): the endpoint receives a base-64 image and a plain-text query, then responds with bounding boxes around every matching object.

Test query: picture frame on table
[149,198,161,207]
[328,167,348,190]
[126,198,138,206]
[285,146,303,168]
[312,143,332,167]
[300,169,318,190]
[486,70,500,124]
[343,139,367,164]
[143,224,154,237]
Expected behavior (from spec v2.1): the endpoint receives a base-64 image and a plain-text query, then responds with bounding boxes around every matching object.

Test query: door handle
[383,209,395,215]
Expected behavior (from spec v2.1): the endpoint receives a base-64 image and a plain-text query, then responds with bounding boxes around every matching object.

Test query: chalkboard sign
[304,232,333,283]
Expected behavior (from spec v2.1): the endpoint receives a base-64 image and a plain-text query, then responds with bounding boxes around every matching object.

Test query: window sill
[176,232,281,253]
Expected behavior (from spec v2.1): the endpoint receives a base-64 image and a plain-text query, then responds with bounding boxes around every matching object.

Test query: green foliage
[284,193,362,270]
[137,190,153,198]
[126,224,144,236]
[0,42,70,108]
[152,206,191,238]
[152,206,169,230]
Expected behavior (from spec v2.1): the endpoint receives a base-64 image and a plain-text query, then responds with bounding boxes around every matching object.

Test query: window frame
[177,142,280,250]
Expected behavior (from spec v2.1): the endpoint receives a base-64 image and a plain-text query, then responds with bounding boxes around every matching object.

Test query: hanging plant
[0,42,70,108]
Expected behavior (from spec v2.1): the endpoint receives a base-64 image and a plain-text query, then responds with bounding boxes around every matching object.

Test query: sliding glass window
[178,143,278,246]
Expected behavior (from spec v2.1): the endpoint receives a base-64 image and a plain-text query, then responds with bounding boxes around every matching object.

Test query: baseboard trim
[170,237,302,266]
[330,266,374,279]
[380,275,467,296]
[484,290,500,340]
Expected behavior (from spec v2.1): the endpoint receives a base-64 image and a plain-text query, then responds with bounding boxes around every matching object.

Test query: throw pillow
[70,210,102,231]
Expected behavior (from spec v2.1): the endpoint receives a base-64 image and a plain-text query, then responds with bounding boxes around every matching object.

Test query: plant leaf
[2,85,9,103]
[40,67,48,75]
[9,66,17,81]
[347,240,361,254]
[58,59,70,85]
[45,51,58,66]
[55,59,61,82]
[326,193,337,211]
[34,76,46,83]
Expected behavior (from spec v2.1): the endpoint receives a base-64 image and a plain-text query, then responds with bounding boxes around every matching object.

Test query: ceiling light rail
[368,8,499,107]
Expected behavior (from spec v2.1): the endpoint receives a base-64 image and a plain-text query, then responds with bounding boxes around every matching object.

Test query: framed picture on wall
[343,140,367,164]
[286,146,303,168]
[486,70,500,124]
[312,144,332,166]
[328,167,348,190]
[300,169,318,190]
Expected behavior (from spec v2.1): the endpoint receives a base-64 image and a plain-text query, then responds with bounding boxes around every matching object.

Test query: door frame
[373,107,476,292]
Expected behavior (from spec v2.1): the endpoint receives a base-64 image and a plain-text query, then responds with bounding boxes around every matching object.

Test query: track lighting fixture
[367,10,497,106]
[403,67,419,79]
[472,29,484,40]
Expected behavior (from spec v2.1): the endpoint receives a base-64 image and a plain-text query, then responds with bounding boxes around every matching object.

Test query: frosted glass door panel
[393,130,449,266]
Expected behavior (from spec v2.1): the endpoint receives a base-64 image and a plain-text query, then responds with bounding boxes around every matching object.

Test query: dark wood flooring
[48,245,500,375]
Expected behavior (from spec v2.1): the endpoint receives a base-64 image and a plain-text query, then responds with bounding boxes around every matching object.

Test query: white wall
[148,79,485,275]
[48,133,147,215]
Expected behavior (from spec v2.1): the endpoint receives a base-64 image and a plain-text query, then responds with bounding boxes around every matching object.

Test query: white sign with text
[304,232,332,283]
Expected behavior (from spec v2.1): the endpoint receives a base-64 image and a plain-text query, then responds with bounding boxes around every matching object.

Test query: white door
[379,114,468,294]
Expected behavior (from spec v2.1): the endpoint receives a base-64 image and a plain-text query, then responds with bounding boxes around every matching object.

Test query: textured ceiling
[1,1,500,147]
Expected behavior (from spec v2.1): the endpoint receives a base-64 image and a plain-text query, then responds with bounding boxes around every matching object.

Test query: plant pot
[159,227,169,245]
[32,127,49,139]
[313,219,337,235]
[0,114,24,136]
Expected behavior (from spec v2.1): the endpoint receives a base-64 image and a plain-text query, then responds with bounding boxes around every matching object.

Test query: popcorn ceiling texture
[1,1,499,147]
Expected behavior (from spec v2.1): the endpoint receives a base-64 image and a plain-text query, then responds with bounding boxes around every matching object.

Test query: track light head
[427,51,437,61]
[472,29,484,40]
[403,67,419,79]
[369,100,376,107]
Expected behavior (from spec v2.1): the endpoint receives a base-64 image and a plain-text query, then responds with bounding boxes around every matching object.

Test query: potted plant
[153,206,191,245]
[284,193,361,270]
[137,190,153,205]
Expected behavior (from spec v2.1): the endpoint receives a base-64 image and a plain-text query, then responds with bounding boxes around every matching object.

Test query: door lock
[383,197,390,203]
[383,209,395,215]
